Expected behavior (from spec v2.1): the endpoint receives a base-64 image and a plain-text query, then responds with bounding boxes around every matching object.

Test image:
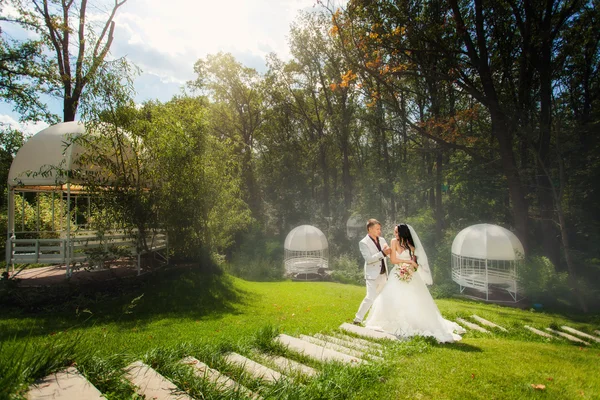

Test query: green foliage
[329,253,363,285]
[519,256,573,308]
[140,97,252,259]
[227,229,284,281]
[0,31,58,122]
[519,256,600,310]
[6,193,66,239]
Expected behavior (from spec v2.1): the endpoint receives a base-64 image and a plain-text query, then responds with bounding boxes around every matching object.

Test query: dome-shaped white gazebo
[5,121,167,279]
[451,224,524,302]
[284,225,328,280]
[346,215,364,239]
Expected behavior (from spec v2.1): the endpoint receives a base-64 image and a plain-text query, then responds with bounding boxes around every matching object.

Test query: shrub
[518,255,599,311]
[227,229,284,281]
[329,253,363,285]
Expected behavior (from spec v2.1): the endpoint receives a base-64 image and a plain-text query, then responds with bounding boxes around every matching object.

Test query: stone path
[472,315,508,332]
[276,334,364,365]
[546,328,591,345]
[125,361,193,400]
[224,352,284,383]
[181,356,260,399]
[333,333,384,350]
[339,322,398,340]
[456,318,490,333]
[561,326,600,343]
[314,333,381,354]
[299,334,366,359]
[524,325,556,339]
[26,367,103,400]
[261,354,318,377]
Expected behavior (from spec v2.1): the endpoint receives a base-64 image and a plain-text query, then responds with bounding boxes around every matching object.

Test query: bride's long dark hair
[397,224,416,258]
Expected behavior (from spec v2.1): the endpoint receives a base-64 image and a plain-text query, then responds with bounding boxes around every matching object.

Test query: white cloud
[0,115,48,136]
[0,0,327,112]
[105,0,319,102]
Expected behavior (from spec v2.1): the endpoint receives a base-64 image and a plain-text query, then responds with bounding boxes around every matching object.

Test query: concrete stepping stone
[524,325,556,339]
[561,326,600,343]
[339,322,397,341]
[315,333,381,354]
[261,354,318,377]
[224,352,284,383]
[299,334,365,358]
[594,330,600,336]
[181,356,260,399]
[275,334,364,365]
[125,361,192,400]
[27,367,103,400]
[333,333,384,350]
[546,328,590,345]
[456,318,490,333]
[471,315,508,332]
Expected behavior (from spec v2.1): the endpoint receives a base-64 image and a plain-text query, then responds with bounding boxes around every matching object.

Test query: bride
[364,224,465,343]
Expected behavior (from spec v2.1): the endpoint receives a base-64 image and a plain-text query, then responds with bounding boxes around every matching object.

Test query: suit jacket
[359,234,389,279]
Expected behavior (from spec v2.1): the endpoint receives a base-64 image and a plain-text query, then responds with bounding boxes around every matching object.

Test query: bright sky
[0,0,326,134]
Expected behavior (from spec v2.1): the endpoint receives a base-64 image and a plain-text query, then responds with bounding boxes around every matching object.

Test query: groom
[353,219,391,325]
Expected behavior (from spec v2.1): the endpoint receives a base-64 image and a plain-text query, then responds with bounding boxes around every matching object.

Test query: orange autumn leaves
[417,106,482,145]
[330,69,358,91]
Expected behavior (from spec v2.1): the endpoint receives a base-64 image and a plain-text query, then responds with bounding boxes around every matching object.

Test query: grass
[0,265,599,399]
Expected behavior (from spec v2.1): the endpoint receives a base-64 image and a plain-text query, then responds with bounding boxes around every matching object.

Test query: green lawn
[1,267,598,399]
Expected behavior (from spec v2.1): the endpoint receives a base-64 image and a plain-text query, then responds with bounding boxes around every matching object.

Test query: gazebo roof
[285,225,328,251]
[8,121,132,188]
[451,223,524,261]
[346,215,364,229]
[8,121,86,187]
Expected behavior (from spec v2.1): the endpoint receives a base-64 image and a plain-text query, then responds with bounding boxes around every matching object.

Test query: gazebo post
[60,188,64,231]
[485,258,489,301]
[51,191,55,231]
[66,182,71,278]
[36,192,39,233]
[515,261,518,301]
[21,193,25,232]
[5,188,14,274]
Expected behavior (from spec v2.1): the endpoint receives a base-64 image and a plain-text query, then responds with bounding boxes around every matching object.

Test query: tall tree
[189,52,265,217]
[0,20,57,122]
[7,0,128,122]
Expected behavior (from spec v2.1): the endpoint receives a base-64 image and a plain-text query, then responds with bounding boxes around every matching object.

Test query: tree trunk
[341,132,352,210]
[536,27,562,270]
[435,149,443,241]
[493,113,529,252]
[319,146,330,217]
[64,96,76,122]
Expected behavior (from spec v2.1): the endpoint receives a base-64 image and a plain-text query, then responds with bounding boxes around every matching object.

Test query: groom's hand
[383,246,392,256]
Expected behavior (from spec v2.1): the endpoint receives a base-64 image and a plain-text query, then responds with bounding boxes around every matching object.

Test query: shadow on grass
[0,263,255,339]
[443,342,483,353]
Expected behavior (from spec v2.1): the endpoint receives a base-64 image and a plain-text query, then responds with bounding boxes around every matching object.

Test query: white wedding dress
[364,248,465,343]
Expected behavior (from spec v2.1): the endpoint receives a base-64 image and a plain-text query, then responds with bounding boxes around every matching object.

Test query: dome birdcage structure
[284,225,328,281]
[346,215,364,239]
[4,121,167,279]
[451,224,523,302]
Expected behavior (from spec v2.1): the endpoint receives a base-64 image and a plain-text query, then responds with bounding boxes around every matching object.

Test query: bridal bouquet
[395,263,417,283]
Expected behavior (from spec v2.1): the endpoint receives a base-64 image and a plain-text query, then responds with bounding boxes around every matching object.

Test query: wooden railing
[7,229,167,265]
